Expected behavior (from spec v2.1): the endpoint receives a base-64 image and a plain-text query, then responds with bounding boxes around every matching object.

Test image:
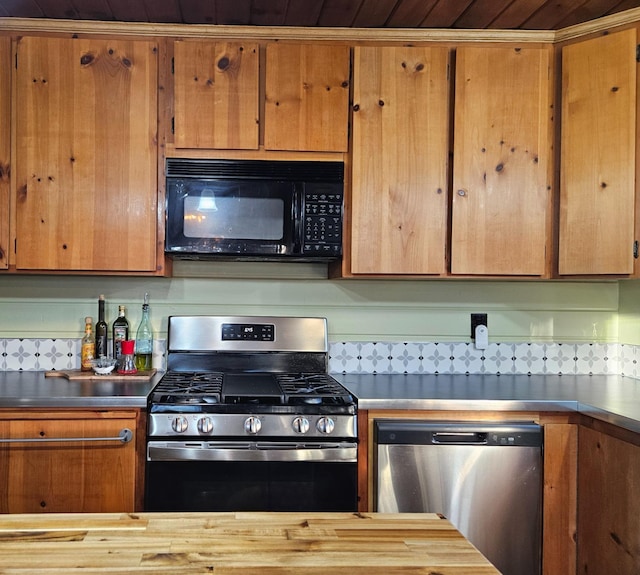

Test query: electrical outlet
[471,313,488,339]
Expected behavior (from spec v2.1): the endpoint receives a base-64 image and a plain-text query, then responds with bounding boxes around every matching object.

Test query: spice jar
[118,340,137,375]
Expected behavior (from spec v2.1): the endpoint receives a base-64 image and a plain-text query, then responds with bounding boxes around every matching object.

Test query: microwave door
[166,179,294,257]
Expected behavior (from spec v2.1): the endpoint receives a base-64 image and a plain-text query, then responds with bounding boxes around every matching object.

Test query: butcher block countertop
[0,511,500,574]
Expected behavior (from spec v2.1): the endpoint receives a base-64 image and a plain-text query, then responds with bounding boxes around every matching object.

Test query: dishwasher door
[375,420,543,575]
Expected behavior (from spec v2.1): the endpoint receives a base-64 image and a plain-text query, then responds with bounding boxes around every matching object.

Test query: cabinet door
[173,40,259,149]
[451,46,553,276]
[15,36,158,272]
[559,29,636,275]
[0,36,9,270]
[0,413,137,513]
[578,426,640,575]
[350,46,450,275]
[265,43,350,152]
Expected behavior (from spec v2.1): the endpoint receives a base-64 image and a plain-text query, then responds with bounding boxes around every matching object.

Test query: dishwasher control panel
[374,420,543,447]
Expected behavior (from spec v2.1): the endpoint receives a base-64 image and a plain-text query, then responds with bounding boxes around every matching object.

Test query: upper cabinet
[0,36,9,270]
[264,43,350,152]
[173,40,259,150]
[345,44,553,277]
[171,41,350,153]
[14,36,159,272]
[349,46,450,275]
[558,29,637,276]
[451,45,554,276]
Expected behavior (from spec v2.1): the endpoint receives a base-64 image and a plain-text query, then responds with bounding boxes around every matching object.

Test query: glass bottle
[80,316,95,371]
[95,294,108,359]
[112,305,130,365]
[135,293,153,371]
[118,340,137,375]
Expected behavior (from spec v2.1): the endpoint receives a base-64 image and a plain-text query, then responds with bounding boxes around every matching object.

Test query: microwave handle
[293,185,303,254]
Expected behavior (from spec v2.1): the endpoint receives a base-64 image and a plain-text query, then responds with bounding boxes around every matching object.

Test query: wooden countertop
[0,511,500,574]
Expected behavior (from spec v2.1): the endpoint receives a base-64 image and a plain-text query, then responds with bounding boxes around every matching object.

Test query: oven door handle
[147,441,357,463]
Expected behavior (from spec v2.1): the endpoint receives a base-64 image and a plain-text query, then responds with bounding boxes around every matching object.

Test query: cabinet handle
[457,189,466,196]
[0,428,133,444]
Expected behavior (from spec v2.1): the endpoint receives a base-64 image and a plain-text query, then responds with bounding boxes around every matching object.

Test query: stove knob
[292,417,310,434]
[197,417,214,434]
[244,416,262,435]
[316,417,335,434]
[171,416,189,434]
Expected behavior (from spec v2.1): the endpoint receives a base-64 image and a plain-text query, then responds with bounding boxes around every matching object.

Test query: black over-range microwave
[165,158,344,261]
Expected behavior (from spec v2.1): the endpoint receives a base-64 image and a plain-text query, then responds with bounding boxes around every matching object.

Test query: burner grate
[153,371,224,402]
[277,373,354,403]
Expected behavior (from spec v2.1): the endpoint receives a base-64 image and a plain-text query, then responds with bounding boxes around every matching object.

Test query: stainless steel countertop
[1,371,640,435]
[335,373,640,434]
[0,371,161,408]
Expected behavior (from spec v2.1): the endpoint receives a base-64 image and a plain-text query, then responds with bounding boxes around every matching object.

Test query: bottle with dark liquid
[112,305,130,365]
[135,293,153,371]
[95,294,108,358]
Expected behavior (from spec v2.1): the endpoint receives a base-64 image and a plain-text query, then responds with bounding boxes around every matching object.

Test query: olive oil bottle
[135,293,153,371]
[112,305,130,364]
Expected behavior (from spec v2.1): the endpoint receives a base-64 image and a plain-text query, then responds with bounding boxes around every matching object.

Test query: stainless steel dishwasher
[375,420,543,575]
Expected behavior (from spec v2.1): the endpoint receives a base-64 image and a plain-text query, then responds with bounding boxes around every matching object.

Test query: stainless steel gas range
[144,315,358,512]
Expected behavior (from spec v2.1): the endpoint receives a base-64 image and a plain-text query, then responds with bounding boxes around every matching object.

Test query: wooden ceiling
[0,0,639,30]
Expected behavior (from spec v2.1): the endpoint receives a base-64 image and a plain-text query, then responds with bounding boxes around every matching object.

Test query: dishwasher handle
[432,431,487,445]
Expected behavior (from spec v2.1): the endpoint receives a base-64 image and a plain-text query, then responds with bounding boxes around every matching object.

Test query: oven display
[222,323,275,341]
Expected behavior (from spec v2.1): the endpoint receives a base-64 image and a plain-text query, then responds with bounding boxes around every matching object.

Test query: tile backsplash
[0,338,637,378]
[328,341,634,377]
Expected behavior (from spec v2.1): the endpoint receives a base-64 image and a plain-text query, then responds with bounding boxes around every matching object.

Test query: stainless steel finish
[171,416,189,433]
[0,428,133,444]
[316,416,335,434]
[149,413,357,438]
[244,416,262,435]
[147,440,358,462]
[292,416,310,434]
[197,417,214,434]
[375,421,542,575]
[167,315,329,353]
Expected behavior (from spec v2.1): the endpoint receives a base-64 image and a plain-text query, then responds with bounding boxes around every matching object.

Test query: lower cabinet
[0,410,142,513]
[577,424,640,574]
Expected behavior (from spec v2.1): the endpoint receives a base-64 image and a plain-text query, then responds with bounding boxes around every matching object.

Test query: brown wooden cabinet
[346,44,553,277]
[173,40,259,150]
[577,424,640,574]
[559,28,637,276]
[171,41,349,153]
[0,36,9,271]
[14,36,159,272]
[264,43,350,152]
[0,410,140,513]
[348,46,450,275]
[451,45,554,276]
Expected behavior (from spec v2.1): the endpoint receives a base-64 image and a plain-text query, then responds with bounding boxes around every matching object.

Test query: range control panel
[221,323,275,342]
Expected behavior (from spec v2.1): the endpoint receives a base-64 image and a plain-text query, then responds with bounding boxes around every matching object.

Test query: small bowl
[91,357,117,375]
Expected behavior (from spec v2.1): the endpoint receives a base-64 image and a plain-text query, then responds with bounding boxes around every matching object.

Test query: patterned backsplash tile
[327,341,635,377]
[1,338,635,378]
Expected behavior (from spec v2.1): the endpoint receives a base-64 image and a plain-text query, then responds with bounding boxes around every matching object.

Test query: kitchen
[1,1,640,574]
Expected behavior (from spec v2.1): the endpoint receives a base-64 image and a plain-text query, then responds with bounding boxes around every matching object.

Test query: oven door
[145,441,358,512]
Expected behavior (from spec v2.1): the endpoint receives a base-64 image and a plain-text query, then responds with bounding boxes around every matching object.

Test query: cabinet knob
[457,189,467,197]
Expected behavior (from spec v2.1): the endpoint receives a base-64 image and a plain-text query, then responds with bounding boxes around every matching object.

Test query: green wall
[618,280,640,345]
[0,267,620,343]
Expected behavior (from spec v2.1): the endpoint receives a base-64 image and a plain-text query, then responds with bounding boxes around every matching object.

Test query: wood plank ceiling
[0,0,639,30]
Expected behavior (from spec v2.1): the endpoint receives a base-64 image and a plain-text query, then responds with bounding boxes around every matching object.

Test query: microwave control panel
[303,190,343,256]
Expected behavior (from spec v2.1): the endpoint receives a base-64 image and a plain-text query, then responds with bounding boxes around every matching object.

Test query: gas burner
[277,373,354,403]
[174,395,219,405]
